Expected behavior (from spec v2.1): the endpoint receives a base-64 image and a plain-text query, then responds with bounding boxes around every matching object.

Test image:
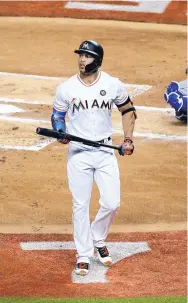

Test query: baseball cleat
[74,262,90,275]
[95,246,112,266]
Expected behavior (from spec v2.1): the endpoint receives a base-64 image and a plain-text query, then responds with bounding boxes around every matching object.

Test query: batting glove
[119,138,134,156]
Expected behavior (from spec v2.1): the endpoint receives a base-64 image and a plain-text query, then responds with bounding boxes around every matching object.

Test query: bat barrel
[36,127,61,139]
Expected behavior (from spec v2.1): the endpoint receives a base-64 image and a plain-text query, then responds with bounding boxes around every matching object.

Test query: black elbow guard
[122,107,137,119]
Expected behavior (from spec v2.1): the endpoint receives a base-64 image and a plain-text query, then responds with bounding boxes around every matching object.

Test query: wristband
[124,137,133,143]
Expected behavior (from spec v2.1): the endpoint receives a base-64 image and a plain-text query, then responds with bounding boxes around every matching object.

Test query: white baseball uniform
[53,71,129,263]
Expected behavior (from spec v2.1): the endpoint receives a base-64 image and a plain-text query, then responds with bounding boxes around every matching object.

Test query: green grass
[0,297,186,303]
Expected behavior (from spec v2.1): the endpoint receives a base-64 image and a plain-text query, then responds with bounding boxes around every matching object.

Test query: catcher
[164,69,187,123]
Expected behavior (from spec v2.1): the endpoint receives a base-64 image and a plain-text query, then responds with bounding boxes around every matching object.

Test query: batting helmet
[74,40,104,74]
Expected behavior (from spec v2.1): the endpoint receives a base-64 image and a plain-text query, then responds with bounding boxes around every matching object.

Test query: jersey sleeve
[53,84,69,112]
[113,79,129,108]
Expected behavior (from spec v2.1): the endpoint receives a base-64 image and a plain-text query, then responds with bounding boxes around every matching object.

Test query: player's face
[78,53,94,73]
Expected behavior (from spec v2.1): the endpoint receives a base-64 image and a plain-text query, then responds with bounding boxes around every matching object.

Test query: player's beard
[79,64,86,75]
[79,57,95,76]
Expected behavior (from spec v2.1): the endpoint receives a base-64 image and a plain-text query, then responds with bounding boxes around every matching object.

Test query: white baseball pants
[67,142,120,263]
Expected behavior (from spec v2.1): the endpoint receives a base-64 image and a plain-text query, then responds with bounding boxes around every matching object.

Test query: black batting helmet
[74,40,104,74]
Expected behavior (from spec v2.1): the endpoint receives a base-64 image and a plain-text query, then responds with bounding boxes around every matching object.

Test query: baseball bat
[36,127,121,151]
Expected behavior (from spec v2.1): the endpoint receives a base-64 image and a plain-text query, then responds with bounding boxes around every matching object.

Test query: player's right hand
[58,130,70,144]
[58,138,70,144]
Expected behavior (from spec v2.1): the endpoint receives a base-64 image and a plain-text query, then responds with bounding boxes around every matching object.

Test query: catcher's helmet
[74,40,104,74]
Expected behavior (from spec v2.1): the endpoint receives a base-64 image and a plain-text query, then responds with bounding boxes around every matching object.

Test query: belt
[96,137,111,144]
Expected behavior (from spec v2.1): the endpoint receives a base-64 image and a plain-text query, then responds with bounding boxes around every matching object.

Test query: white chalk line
[0,72,150,88]
[0,104,25,114]
[0,115,186,152]
[136,105,173,113]
[0,71,64,81]
[0,115,49,124]
[0,138,55,151]
[113,129,187,142]
[65,1,170,14]
[133,132,186,142]
[0,72,186,150]
[0,96,173,112]
[0,97,49,105]
[0,71,152,100]
[0,71,153,108]
[0,107,186,151]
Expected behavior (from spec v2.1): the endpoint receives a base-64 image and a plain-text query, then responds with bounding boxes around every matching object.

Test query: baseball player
[164,69,187,123]
[51,40,136,275]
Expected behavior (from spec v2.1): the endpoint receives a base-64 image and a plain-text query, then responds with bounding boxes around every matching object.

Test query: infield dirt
[0,17,187,298]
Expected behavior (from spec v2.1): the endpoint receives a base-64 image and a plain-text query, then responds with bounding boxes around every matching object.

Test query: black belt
[97,137,111,144]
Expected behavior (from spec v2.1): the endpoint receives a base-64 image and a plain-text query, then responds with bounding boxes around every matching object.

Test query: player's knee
[102,200,120,211]
[73,198,90,212]
[110,203,120,212]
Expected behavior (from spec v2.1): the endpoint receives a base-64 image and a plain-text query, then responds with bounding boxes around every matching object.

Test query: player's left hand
[119,138,134,156]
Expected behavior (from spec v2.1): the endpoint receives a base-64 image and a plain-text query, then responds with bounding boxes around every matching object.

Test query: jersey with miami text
[53,71,129,141]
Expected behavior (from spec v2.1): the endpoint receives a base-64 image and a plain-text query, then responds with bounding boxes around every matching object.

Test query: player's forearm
[122,112,136,139]
[51,107,67,132]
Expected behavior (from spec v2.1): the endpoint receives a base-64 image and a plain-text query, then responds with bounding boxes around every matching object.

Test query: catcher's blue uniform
[164,80,187,122]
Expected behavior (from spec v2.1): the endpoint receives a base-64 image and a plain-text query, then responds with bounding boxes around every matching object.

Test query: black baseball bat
[36,127,121,151]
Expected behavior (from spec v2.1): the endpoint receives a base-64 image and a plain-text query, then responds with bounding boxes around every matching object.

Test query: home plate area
[20,240,151,283]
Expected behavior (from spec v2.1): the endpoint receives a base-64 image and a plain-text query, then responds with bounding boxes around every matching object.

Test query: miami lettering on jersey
[72,98,113,113]
[53,71,129,141]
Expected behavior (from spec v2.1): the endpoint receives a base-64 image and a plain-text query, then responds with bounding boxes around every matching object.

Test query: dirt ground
[0,231,186,298]
[0,17,187,233]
